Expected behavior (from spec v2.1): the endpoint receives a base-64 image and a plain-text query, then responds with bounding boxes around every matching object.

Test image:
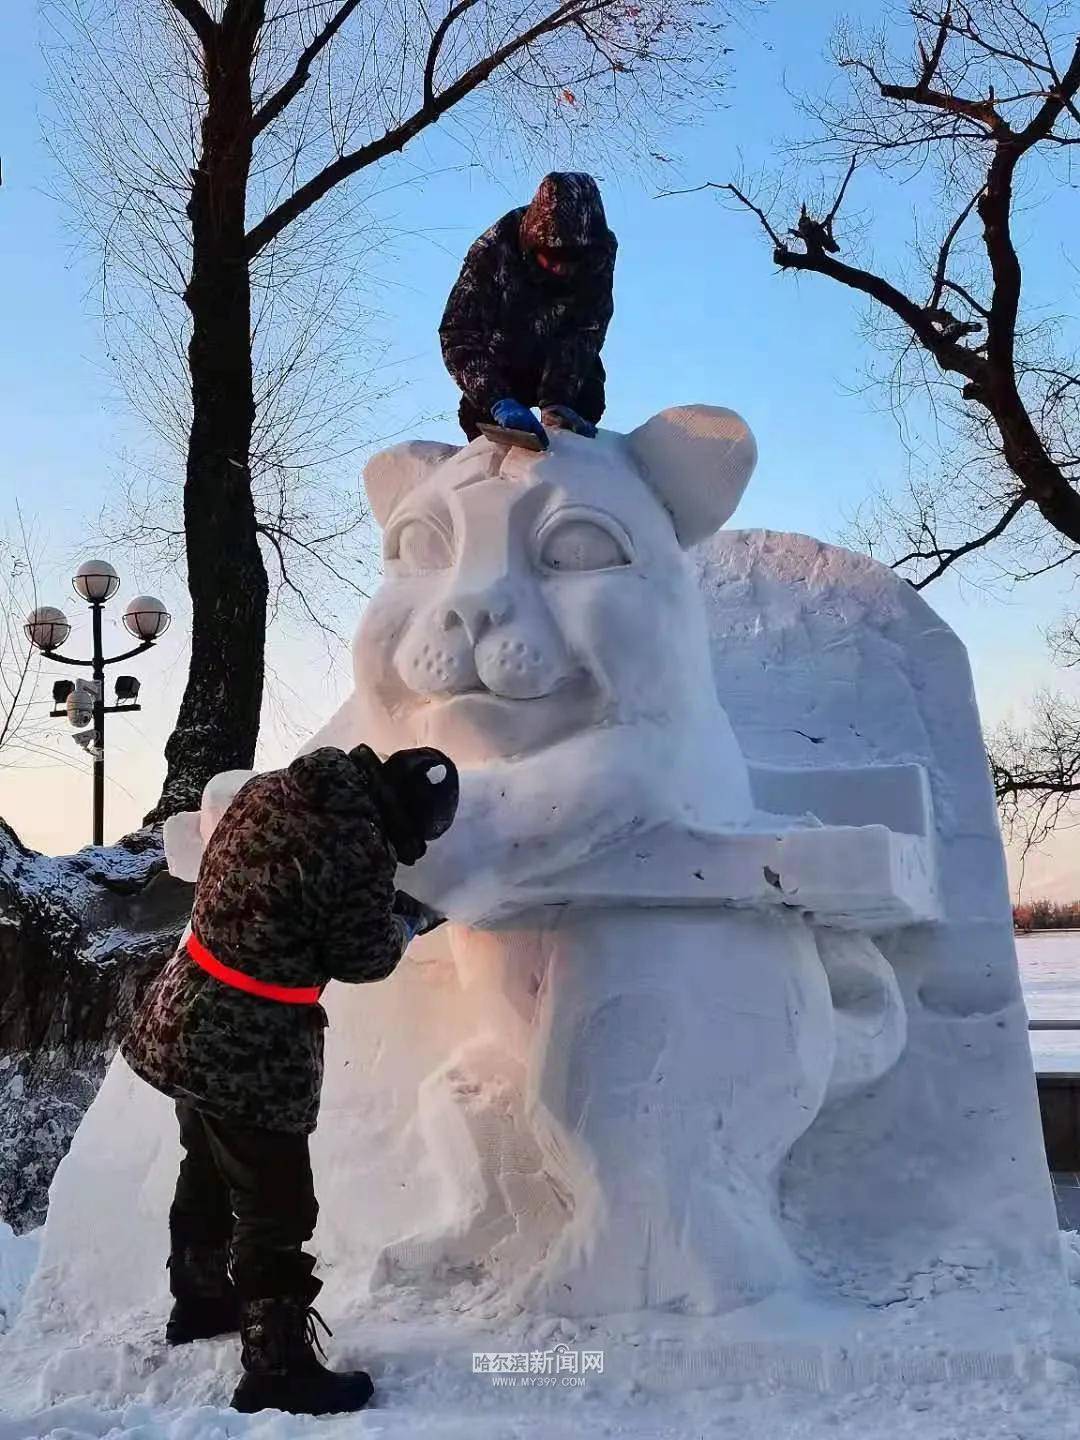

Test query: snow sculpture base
[11,409,1068,1401]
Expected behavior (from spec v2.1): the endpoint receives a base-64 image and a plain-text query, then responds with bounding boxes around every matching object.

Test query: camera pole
[26,571,171,848]
[91,600,106,848]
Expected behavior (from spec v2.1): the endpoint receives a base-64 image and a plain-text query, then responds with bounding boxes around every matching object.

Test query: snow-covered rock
[0,822,191,1230]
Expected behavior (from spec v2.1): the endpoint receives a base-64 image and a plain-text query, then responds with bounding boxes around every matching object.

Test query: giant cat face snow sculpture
[347,408,758,907]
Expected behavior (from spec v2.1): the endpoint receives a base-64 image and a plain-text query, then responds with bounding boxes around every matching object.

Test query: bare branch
[246,0,583,257]
[915,4,951,89]
[0,509,45,767]
[769,231,986,383]
[711,182,787,250]
[1018,34,1080,145]
[696,2,1080,839]
[941,276,990,320]
[895,491,1028,587]
[167,0,214,49]
[875,77,1007,133]
[929,188,983,310]
[424,0,483,109]
[823,154,858,233]
[252,1,363,139]
[991,690,1080,852]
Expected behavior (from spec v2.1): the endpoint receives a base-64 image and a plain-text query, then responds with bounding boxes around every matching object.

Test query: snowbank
[0,1221,40,1335]
[2,1312,1080,1440]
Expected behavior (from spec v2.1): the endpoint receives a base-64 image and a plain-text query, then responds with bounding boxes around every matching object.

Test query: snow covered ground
[4,1277,1080,1440]
[0,1223,39,1337]
[4,936,1080,1439]
[5,1206,1080,1438]
[4,1370,1080,1440]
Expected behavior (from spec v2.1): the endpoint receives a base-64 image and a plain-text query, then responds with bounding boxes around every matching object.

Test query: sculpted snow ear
[627,405,757,548]
[364,440,460,529]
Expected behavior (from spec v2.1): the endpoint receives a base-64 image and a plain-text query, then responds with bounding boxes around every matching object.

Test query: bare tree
[674,1,1080,838]
[42,0,736,825]
[991,691,1080,854]
[991,611,1080,854]
[0,513,45,768]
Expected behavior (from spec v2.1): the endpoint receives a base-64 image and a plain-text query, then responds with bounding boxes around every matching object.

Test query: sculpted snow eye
[537,513,632,572]
[386,517,454,574]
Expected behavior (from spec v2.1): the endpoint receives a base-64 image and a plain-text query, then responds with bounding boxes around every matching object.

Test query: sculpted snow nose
[396,581,576,702]
[440,585,512,643]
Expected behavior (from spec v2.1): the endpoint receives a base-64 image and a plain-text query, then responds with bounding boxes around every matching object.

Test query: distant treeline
[1014,900,1080,932]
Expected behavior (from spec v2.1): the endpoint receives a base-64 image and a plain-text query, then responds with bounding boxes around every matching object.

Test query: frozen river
[1016,931,1080,1073]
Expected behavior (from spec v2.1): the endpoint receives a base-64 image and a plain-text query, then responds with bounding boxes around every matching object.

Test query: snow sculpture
[307,409,937,1315]
[26,408,1060,1350]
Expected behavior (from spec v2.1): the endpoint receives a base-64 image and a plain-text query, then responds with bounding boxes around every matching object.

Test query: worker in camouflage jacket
[122,743,458,1418]
[440,171,617,449]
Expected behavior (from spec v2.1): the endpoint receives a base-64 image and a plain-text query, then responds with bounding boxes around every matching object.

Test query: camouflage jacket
[439,174,617,417]
[122,748,406,1134]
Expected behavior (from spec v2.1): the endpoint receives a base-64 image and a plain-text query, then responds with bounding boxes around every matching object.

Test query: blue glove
[541,405,598,438]
[394,914,419,951]
[491,398,549,449]
[394,889,446,941]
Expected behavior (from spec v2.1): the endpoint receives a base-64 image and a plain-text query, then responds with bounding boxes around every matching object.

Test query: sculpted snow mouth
[410,676,599,761]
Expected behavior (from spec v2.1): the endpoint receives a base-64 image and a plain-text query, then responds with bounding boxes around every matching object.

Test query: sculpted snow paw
[371,1041,567,1297]
[162,769,255,883]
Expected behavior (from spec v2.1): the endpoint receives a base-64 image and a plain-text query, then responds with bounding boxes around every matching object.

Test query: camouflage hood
[519,173,611,253]
[286,746,374,813]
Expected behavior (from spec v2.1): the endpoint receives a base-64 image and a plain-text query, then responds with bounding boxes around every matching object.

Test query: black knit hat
[383,748,460,842]
[349,744,459,865]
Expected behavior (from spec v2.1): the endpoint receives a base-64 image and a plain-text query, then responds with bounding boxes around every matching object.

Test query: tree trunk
[148,15,267,824]
[0,819,192,1231]
[0,12,272,1233]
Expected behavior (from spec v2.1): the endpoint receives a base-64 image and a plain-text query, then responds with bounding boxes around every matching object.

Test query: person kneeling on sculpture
[121,744,457,1417]
[440,171,617,449]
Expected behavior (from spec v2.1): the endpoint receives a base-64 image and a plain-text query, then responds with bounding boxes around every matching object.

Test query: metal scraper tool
[477,421,548,453]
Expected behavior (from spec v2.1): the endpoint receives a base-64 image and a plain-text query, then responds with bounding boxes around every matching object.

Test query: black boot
[231,1297,374,1415]
[165,1244,241,1346]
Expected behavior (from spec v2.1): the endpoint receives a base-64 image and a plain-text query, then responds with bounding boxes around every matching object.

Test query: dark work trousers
[169,1101,321,1303]
[458,360,606,441]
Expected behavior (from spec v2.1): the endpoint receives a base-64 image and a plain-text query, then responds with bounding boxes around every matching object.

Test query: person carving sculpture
[121,744,458,1417]
[439,171,617,450]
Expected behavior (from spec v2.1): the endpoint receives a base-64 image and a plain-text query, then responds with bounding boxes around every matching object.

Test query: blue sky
[1,0,1077,893]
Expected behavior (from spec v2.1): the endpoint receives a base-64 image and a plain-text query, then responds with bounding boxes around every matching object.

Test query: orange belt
[185,932,322,1006]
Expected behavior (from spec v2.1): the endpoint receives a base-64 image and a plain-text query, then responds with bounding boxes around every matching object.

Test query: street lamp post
[25,561,171,847]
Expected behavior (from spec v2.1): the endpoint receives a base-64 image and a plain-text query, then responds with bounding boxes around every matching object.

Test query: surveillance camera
[73,729,103,759]
[115,675,141,702]
[66,679,101,728]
